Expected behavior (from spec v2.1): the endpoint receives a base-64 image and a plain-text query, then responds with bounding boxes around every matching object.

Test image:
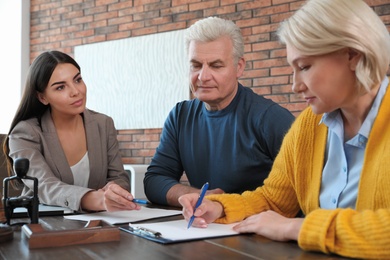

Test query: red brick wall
[30,0,390,164]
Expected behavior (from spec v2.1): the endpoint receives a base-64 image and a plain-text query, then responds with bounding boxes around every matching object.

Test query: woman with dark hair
[3,51,140,212]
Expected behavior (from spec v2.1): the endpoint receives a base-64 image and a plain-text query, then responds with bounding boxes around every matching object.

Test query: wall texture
[30,0,390,164]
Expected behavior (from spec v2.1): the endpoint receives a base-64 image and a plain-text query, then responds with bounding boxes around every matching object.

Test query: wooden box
[22,219,120,249]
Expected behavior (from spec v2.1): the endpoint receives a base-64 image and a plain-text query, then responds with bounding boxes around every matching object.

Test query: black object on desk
[3,158,39,225]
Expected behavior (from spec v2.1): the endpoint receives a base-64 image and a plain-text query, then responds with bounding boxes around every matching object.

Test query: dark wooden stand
[22,219,120,249]
[0,224,13,243]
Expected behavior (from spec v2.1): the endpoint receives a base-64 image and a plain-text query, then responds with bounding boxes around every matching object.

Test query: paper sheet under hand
[64,206,182,224]
[132,219,240,241]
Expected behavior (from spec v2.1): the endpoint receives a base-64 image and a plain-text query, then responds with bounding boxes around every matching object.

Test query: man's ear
[236,57,246,78]
[37,92,48,105]
[348,48,362,71]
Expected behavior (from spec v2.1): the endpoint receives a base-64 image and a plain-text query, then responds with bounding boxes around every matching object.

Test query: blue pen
[187,182,209,229]
[132,199,149,204]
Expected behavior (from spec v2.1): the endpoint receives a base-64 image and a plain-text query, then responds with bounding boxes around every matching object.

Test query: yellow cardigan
[207,80,390,259]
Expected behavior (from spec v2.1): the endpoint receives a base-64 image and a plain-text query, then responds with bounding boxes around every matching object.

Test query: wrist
[215,201,225,219]
[285,218,303,241]
[167,184,199,207]
[81,190,105,211]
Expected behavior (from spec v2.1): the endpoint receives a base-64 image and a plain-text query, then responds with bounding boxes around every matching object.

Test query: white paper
[64,206,182,224]
[132,219,240,241]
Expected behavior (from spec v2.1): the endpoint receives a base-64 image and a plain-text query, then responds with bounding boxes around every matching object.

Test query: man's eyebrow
[209,59,224,65]
[189,59,224,65]
[190,59,201,64]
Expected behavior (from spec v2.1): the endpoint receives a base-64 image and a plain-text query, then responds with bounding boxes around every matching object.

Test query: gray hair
[185,16,244,64]
[277,0,390,92]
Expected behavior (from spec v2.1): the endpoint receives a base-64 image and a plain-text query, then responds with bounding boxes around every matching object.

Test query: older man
[144,17,294,206]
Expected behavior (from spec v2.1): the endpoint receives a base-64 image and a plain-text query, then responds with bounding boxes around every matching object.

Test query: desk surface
[0,215,349,260]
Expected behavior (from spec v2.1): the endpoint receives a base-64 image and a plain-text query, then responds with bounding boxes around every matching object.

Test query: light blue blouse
[319,77,389,209]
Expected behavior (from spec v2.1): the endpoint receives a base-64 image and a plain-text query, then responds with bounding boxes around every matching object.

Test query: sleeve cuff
[298,208,341,253]
[206,193,249,224]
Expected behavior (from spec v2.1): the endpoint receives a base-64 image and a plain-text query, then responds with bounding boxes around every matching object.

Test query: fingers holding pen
[178,194,223,227]
[179,193,208,228]
[104,184,141,211]
[178,193,197,218]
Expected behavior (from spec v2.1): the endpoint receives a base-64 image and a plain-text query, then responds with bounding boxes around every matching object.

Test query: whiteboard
[75,29,190,130]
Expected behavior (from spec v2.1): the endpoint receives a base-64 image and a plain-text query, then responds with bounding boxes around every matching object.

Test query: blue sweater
[144,84,294,205]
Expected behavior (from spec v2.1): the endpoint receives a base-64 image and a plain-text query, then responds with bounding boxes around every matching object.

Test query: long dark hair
[2,51,81,176]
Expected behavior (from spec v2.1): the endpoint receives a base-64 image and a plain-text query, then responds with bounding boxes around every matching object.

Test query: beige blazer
[8,109,129,211]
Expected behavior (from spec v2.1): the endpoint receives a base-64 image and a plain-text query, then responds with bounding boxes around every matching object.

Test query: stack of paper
[64,207,182,224]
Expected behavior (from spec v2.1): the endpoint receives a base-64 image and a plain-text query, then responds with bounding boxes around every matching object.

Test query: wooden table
[0,214,350,260]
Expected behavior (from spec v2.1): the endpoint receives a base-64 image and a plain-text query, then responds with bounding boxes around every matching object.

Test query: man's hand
[206,188,224,195]
[166,184,225,207]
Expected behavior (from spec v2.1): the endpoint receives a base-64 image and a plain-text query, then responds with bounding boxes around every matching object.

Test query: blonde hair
[277,0,390,92]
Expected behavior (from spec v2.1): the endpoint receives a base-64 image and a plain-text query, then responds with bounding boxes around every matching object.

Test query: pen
[187,182,209,229]
[132,199,149,204]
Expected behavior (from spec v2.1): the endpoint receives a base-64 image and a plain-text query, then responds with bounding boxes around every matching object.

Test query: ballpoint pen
[187,182,209,229]
[132,199,149,204]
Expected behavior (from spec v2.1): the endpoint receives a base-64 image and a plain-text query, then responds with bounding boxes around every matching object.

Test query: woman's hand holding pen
[102,183,141,211]
[179,194,303,241]
[178,193,224,228]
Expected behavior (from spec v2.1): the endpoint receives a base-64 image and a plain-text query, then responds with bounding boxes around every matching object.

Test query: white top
[70,152,90,187]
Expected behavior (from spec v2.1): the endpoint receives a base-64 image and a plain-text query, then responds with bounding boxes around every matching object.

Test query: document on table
[64,206,182,224]
[120,219,240,244]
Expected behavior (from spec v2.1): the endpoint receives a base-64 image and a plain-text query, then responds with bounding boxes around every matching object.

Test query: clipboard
[120,225,175,244]
[119,219,240,244]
